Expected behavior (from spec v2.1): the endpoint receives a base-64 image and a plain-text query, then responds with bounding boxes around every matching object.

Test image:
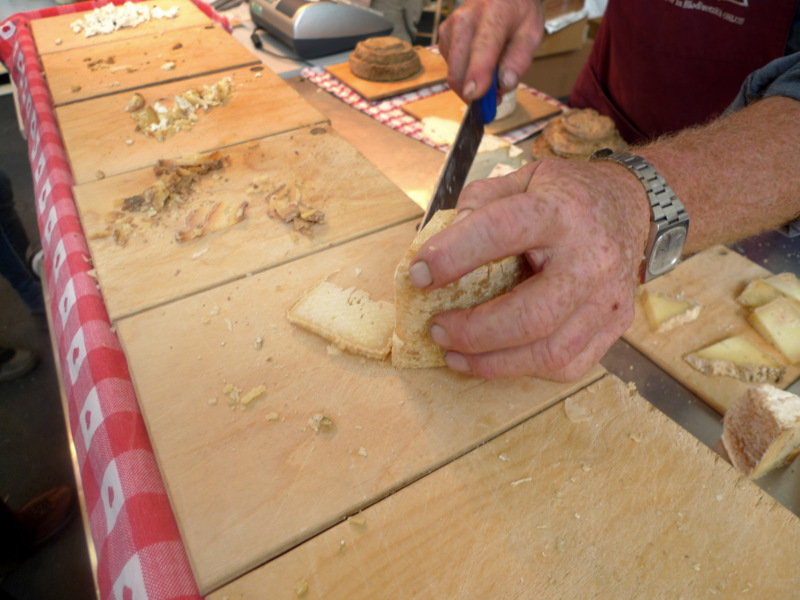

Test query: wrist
[587,159,652,281]
[591,150,689,283]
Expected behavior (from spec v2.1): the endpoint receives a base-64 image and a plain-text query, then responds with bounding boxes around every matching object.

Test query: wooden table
[25,7,800,596]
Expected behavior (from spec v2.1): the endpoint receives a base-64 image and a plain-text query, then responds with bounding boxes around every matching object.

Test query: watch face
[649,226,687,276]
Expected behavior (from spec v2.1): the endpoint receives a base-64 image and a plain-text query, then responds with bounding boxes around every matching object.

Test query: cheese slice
[640,289,702,333]
[288,280,395,360]
[420,116,524,184]
[684,334,786,384]
[748,296,800,363]
[723,384,800,479]
[737,272,800,308]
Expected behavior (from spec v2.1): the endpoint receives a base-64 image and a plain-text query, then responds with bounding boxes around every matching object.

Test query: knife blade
[420,71,498,229]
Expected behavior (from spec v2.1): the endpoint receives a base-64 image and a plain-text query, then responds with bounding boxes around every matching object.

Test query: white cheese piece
[640,289,702,332]
[748,296,800,363]
[723,384,800,479]
[737,272,800,308]
[684,334,786,384]
[421,116,524,185]
[288,280,395,360]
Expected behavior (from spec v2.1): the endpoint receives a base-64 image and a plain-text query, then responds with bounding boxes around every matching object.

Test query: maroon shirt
[568,0,798,143]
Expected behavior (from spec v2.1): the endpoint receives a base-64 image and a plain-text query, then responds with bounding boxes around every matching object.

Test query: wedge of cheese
[392,209,531,368]
[684,334,786,384]
[288,280,395,360]
[723,384,800,479]
[737,272,800,308]
[421,116,524,184]
[640,289,702,333]
[748,296,800,363]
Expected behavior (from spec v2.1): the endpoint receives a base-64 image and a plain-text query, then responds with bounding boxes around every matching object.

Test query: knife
[420,71,498,229]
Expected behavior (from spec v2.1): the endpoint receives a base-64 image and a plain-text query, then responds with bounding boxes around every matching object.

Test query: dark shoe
[14,486,75,549]
[0,348,38,383]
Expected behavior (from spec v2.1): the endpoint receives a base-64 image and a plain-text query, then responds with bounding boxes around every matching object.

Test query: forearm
[638,95,800,255]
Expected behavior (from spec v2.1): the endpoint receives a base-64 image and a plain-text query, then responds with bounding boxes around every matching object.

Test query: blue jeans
[0,168,44,317]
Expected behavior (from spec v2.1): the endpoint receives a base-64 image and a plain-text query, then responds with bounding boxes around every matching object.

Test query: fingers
[440,0,545,100]
[497,14,545,91]
[441,298,634,381]
[412,173,565,289]
[438,8,477,98]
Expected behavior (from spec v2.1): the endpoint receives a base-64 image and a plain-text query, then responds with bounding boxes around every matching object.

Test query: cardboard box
[523,38,593,100]
[534,16,588,58]
[542,0,585,21]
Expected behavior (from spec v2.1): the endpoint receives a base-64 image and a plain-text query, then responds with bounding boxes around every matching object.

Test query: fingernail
[409,261,432,288]
[463,80,477,100]
[444,351,471,374]
[429,324,451,347]
[501,68,518,90]
[453,208,472,224]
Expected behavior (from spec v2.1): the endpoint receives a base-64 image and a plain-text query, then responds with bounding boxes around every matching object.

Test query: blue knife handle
[479,69,498,125]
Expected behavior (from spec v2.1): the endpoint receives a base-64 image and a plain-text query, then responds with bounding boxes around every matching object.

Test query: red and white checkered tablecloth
[300,63,566,149]
[0,2,231,599]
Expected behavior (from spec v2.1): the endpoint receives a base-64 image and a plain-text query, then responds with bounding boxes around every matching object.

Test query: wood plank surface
[41,24,259,106]
[325,47,447,102]
[73,126,421,321]
[30,0,211,55]
[623,245,800,414]
[287,77,445,209]
[56,65,328,184]
[209,373,800,599]
[402,88,563,135]
[115,220,605,593]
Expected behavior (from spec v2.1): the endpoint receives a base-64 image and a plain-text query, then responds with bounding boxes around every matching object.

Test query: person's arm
[407,94,800,381]
[437,0,545,100]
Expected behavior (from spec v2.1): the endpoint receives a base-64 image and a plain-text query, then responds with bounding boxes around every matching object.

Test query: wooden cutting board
[56,65,328,184]
[209,373,800,599]
[30,0,211,55]
[623,245,800,414]
[325,47,447,102]
[41,23,259,106]
[402,88,563,136]
[114,219,605,593]
[72,125,422,321]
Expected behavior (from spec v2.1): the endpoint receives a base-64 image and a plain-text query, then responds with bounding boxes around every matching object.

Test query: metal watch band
[591,149,689,282]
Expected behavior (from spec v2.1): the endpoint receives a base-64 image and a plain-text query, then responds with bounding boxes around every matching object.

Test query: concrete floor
[0,87,97,599]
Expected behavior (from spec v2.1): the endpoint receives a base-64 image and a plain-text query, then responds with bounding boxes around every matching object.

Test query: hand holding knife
[420,70,499,228]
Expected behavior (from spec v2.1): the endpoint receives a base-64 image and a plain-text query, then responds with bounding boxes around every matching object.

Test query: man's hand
[438,0,545,100]
[408,159,650,381]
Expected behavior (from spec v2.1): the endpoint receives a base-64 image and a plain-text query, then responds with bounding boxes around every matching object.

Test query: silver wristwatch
[591,149,689,283]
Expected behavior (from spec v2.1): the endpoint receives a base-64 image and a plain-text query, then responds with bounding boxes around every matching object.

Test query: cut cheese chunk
[737,272,800,308]
[723,384,800,479]
[640,289,702,333]
[748,296,800,363]
[288,280,395,360]
[684,334,785,384]
[392,209,531,368]
[420,116,524,184]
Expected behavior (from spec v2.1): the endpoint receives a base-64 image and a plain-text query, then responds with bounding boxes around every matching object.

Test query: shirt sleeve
[725,51,800,113]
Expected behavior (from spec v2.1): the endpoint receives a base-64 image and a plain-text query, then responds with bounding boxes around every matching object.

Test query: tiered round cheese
[349,36,422,82]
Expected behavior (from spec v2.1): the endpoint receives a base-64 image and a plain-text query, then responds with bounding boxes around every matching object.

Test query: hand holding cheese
[408,159,649,381]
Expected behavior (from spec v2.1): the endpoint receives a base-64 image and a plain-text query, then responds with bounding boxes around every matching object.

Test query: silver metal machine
[249,0,393,59]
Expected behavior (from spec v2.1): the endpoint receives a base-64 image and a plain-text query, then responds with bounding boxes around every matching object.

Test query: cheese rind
[748,296,800,363]
[723,384,800,479]
[641,289,702,333]
[684,334,786,384]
